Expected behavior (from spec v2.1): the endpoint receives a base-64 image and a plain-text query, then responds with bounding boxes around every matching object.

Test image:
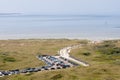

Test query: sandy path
[58,45,89,66]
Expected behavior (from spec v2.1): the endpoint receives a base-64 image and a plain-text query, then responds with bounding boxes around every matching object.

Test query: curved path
[58,45,89,66]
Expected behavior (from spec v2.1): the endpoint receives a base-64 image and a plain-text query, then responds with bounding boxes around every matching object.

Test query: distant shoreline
[0,33,120,40]
[0,36,119,41]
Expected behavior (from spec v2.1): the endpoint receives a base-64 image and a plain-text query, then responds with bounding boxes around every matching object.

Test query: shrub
[3,57,16,62]
[82,52,91,56]
[110,47,120,55]
[50,74,63,80]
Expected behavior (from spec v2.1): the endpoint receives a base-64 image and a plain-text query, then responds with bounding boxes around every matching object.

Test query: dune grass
[0,39,82,70]
[0,39,120,80]
[70,40,120,80]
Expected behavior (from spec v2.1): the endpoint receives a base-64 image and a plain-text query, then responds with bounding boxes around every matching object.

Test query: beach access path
[58,45,89,66]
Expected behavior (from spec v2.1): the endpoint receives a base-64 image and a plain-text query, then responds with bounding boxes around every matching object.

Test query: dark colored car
[50,67,55,70]
[56,67,61,69]
[2,71,9,75]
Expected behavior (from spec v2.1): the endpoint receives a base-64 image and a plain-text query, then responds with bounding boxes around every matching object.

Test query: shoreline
[0,37,119,42]
[0,33,120,41]
[0,37,120,41]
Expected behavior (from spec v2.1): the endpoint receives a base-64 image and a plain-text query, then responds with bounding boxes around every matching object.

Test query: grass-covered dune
[0,39,120,80]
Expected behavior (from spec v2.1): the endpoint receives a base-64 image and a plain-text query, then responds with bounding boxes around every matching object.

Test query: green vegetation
[95,41,120,55]
[0,39,120,80]
[50,74,63,80]
[70,40,120,80]
[82,52,91,56]
[3,56,16,62]
[0,53,16,63]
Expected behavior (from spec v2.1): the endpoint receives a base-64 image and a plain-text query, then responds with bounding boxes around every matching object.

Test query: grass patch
[25,73,34,76]
[50,74,63,80]
[12,75,30,80]
[3,57,16,62]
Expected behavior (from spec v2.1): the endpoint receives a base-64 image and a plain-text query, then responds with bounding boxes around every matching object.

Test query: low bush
[50,74,63,80]
[3,57,16,62]
[82,52,91,56]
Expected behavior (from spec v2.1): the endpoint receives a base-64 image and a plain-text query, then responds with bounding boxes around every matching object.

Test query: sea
[0,14,120,40]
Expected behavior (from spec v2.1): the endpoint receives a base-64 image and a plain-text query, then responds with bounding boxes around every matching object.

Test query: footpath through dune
[58,45,89,66]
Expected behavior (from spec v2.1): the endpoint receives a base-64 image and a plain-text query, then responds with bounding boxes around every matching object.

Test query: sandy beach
[0,33,119,41]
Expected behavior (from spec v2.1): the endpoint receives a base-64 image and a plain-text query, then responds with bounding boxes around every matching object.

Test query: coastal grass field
[0,39,120,80]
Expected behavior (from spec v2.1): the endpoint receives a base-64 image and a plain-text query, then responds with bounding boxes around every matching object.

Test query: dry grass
[0,39,82,70]
[0,39,120,80]
[70,40,120,80]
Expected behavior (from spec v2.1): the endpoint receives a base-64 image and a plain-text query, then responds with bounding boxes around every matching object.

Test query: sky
[0,0,120,15]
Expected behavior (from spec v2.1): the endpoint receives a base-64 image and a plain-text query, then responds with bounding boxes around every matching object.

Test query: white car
[0,72,4,77]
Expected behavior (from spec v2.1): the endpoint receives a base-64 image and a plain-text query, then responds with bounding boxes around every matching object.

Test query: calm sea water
[0,15,120,40]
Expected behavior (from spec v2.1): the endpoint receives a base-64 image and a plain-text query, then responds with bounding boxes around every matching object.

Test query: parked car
[0,72,3,77]
[26,68,35,72]
[56,67,61,69]
[50,67,55,70]
[33,68,41,72]
[21,69,27,73]
[2,71,9,76]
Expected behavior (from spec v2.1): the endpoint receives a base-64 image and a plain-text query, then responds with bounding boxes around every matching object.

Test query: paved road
[58,45,89,66]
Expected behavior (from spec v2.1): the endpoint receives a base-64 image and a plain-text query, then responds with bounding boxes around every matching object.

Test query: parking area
[37,55,78,69]
[0,55,78,77]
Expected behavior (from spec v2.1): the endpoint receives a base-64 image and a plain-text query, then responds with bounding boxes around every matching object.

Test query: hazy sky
[0,0,120,15]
